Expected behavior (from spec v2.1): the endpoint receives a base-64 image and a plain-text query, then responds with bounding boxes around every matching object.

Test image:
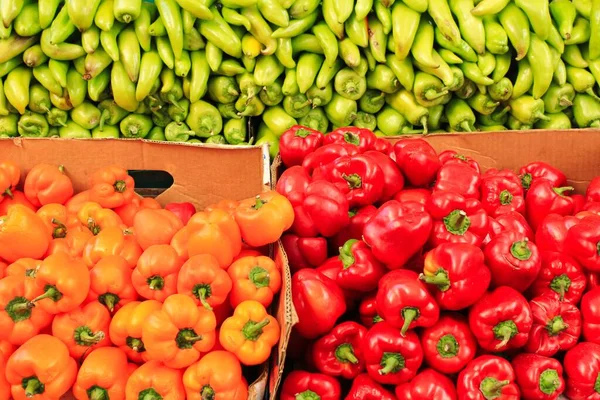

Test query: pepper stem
[547,316,568,336]
[23,377,45,397]
[400,307,419,336]
[378,352,405,375]
[295,129,311,138]
[201,385,215,400]
[114,180,127,193]
[138,388,163,400]
[437,334,459,358]
[550,274,571,302]
[29,285,63,305]
[559,97,573,107]
[595,373,600,394]
[479,377,509,400]
[539,369,560,395]
[499,190,513,205]
[424,88,449,100]
[175,328,203,349]
[147,276,165,291]
[254,196,265,209]
[510,240,532,261]
[521,173,533,190]
[420,116,429,134]
[126,336,145,353]
[339,239,357,269]
[193,285,213,311]
[249,267,270,288]
[342,173,362,189]
[335,343,359,364]
[295,390,321,400]
[98,293,120,313]
[87,386,109,400]
[553,186,574,196]
[493,320,518,350]
[242,318,270,341]
[6,297,34,323]
[51,218,67,238]
[459,121,473,132]
[443,209,471,236]
[419,269,450,292]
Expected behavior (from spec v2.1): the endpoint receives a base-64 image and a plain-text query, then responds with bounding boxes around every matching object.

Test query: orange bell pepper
[77,201,124,236]
[132,244,183,302]
[72,347,130,400]
[133,209,183,250]
[30,251,90,314]
[183,350,248,400]
[0,259,6,279]
[187,209,242,268]
[36,203,81,239]
[82,226,142,268]
[228,255,282,308]
[125,360,185,400]
[177,254,232,310]
[0,190,36,214]
[0,204,50,262]
[65,190,92,214]
[0,341,14,360]
[0,275,52,345]
[52,301,111,359]
[142,294,217,369]
[234,191,294,247]
[46,225,94,259]
[115,195,162,227]
[234,249,264,261]
[109,300,162,363]
[88,255,138,312]
[170,227,189,260]
[24,164,74,207]
[4,258,41,278]
[89,166,135,209]
[0,160,20,200]
[204,199,240,215]
[5,334,77,400]
[219,300,280,366]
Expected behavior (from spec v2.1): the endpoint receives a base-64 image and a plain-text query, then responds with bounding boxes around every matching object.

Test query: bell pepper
[82,226,142,269]
[394,188,432,205]
[330,205,377,249]
[331,239,387,292]
[108,300,162,363]
[421,313,477,375]
[359,293,383,328]
[280,371,342,400]
[362,321,423,385]
[302,143,359,175]
[525,180,575,232]
[228,255,282,308]
[133,208,183,250]
[0,204,50,263]
[0,160,19,200]
[433,163,481,200]
[587,177,600,203]
[581,288,600,344]
[439,150,481,173]
[176,254,232,311]
[219,300,280,366]
[565,215,600,272]
[132,245,183,302]
[23,164,74,207]
[564,342,600,400]
[530,252,586,304]
[72,347,130,400]
[480,174,526,217]
[0,191,36,215]
[48,225,94,260]
[324,127,376,153]
[363,150,404,202]
[376,270,440,335]
[279,125,324,167]
[373,137,393,155]
[204,199,241,216]
[535,214,581,253]
[292,268,347,339]
[115,196,162,227]
[77,202,124,236]
[234,191,294,247]
[573,194,586,214]
[363,200,432,269]
[51,301,111,359]
[396,369,458,400]
[525,295,581,357]
[164,202,195,225]
[281,234,328,273]
[125,360,185,400]
[88,255,138,313]
[512,353,565,400]
[36,204,80,239]
[487,211,534,243]
[311,321,367,379]
[469,286,533,352]
[458,355,520,400]
[5,335,77,400]
[426,191,489,248]
[183,350,248,400]
[316,259,360,307]
[89,165,135,209]
[519,161,567,191]
[394,138,441,187]
[347,374,396,400]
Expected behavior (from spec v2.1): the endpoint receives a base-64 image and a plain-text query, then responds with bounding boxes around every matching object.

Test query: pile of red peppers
[275,125,600,400]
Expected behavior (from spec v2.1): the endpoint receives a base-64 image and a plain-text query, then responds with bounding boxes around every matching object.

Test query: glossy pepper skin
[347,374,396,400]
[529,294,581,357]
[376,270,440,335]
[280,125,324,167]
[433,163,481,200]
[487,212,535,244]
[164,202,195,225]
[512,353,565,400]
[363,200,433,270]
[125,360,185,400]
[312,321,367,379]
[565,215,600,272]
[421,313,477,375]
[72,347,130,400]
[183,350,248,400]
[363,150,405,202]
[520,162,567,191]
[359,293,383,328]
[281,234,328,273]
[362,321,423,385]
[330,205,377,249]
[280,371,342,400]
[394,188,432,205]
[457,355,521,400]
[587,177,600,203]
[581,288,600,344]
[530,252,586,304]
[563,342,600,400]
[394,138,441,187]
[396,368,458,400]
[23,164,74,207]
[331,239,387,292]
[535,214,581,253]
[469,286,533,352]
[302,143,359,175]
[426,191,489,248]
[421,243,491,310]
[323,127,376,153]
[480,173,526,217]
[292,268,347,339]
[89,165,135,209]
[0,205,50,263]
[525,180,575,232]
[439,150,481,173]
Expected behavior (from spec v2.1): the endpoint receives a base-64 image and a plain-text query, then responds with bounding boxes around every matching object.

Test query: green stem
[443,209,471,236]
[437,334,459,358]
[242,318,270,341]
[339,239,357,269]
[29,285,63,305]
[479,377,509,400]
[553,186,574,196]
[499,190,513,205]
[550,274,571,302]
[113,180,126,193]
[539,369,560,395]
[335,343,359,364]
[400,307,419,336]
[546,316,568,336]
[342,173,362,189]
[192,284,213,311]
[419,269,450,291]
[295,390,320,400]
[87,386,109,400]
[23,377,45,397]
[254,196,265,209]
[201,385,216,400]
[510,240,532,260]
[249,267,270,288]
[147,276,164,291]
[98,293,120,312]
[378,352,404,375]
[459,120,473,132]
[138,388,163,400]
[493,320,518,350]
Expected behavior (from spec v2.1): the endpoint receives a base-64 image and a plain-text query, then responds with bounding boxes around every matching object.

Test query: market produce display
[0,161,291,399]
[275,127,600,399]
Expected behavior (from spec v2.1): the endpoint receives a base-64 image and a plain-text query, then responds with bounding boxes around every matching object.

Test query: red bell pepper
[362,321,423,385]
[586,177,600,203]
[311,321,367,379]
[519,161,567,191]
[324,127,376,153]
[484,231,541,292]
[563,342,600,400]
[302,143,359,175]
[581,287,600,344]
[164,202,195,225]
[280,371,342,400]
[439,150,481,173]
[394,139,441,187]
[573,194,586,214]
[566,215,600,272]
[457,355,520,400]
[292,269,347,339]
[584,202,600,215]
[529,252,586,304]
[281,234,328,273]
[330,206,377,249]
[346,374,396,400]
[535,214,581,253]
[525,295,581,357]
[468,286,533,352]
[421,243,491,310]
[376,269,440,335]
[486,212,534,245]
[480,175,526,217]
[426,191,489,248]
[512,353,565,400]
[589,272,600,291]
[276,165,312,205]
[363,200,432,270]
[363,150,404,201]
[317,258,361,307]
[332,239,387,292]
[484,168,522,184]
[433,163,481,199]
[280,125,325,167]
[396,368,458,400]
[359,293,383,328]
[525,180,575,231]
[393,188,431,205]
[421,313,477,375]
[372,138,393,155]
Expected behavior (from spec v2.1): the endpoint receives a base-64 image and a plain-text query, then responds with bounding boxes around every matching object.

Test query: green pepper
[0,58,23,79]
[282,68,299,96]
[0,114,17,137]
[509,95,549,125]
[385,89,429,131]
[478,105,510,126]
[152,107,172,127]
[253,55,284,88]
[207,76,239,104]
[136,51,164,102]
[160,77,184,112]
[223,117,247,144]
[222,7,251,30]
[189,50,210,103]
[566,66,600,100]
[459,62,494,86]
[205,42,222,72]
[298,107,328,132]
[87,69,111,102]
[363,47,377,72]
[23,45,48,69]
[168,98,190,123]
[240,6,275,55]
[260,79,284,106]
[315,58,343,90]
[295,53,324,94]
[413,72,449,108]
[492,51,512,83]
[290,0,320,18]
[543,83,575,113]
[345,12,369,48]
[49,4,76,45]
[376,105,409,135]
[563,45,589,68]
[334,68,367,101]
[98,100,128,130]
[534,112,572,130]
[283,94,312,119]
[262,105,297,136]
[274,37,296,69]
[242,55,256,72]
[218,103,241,119]
[46,107,68,127]
[467,92,499,116]
[488,78,513,102]
[366,65,400,94]
[59,120,92,138]
[18,112,50,137]
[565,17,590,45]
[255,123,279,160]
[5,66,31,114]
[92,125,121,139]
[582,46,600,86]
[237,72,259,99]
[507,115,532,130]
[359,89,386,114]
[29,84,51,114]
[482,15,509,55]
[235,95,265,117]
[478,124,507,131]
[187,100,223,137]
[324,93,357,127]
[311,22,338,69]
[215,60,245,77]
[306,84,333,108]
[434,27,478,63]
[119,114,153,138]
[353,111,377,131]
[204,135,226,144]
[164,121,195,142]
[291,34,323,56]
[83,50,112,81]
[338,38,361,69]
[71,102,101,130]
[386,54,415,91]
[573,93,600,127]
[512,58,533,99]
[438,49,463,65]
[428,104,445,130]
[183,27,205,51]
[146,126,166,141]
[366,15,387,63]
[149,17,167,36]
[444,98,476,132]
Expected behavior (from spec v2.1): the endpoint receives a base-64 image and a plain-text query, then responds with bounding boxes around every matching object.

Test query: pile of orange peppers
[0,161,293,400]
